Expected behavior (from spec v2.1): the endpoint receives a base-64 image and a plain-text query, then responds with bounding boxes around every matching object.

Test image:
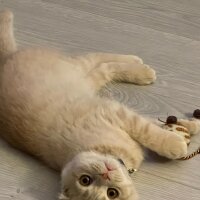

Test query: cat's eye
[107,188,119,199]
[79,175,93,186]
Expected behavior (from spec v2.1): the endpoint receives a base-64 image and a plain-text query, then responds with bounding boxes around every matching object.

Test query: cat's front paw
[161,132,187,159]
[135,64,156,85]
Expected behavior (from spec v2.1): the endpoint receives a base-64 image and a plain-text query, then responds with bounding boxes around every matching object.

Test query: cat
[0,10,198,200]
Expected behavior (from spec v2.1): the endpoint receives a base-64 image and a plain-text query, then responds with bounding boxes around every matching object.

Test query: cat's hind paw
[134,64,156,85]
[131,55,143,64]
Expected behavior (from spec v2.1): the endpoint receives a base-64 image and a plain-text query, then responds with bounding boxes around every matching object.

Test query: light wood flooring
[0,0,200,199]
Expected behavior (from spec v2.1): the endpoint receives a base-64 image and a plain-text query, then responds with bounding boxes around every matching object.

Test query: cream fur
[0,10,191,200]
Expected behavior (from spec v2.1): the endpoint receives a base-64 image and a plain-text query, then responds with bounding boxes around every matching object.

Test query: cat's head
[59,151,138,200]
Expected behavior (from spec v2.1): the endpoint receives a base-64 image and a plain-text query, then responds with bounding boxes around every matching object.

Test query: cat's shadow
[144,149,171,163]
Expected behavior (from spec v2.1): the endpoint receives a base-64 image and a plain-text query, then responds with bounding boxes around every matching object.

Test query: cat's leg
[0,10,17,63]
[75,53,143,75]
[85,52,143,65]
[98,99,187,159]
[86,62,156,90]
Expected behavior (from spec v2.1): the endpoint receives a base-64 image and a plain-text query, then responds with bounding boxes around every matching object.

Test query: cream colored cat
[0,10,199,200]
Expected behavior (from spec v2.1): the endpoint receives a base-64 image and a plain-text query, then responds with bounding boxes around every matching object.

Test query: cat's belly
[0,48,94,168]
[0,48,143,171]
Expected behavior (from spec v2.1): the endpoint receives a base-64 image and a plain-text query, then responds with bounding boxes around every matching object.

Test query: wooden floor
[0,0,200,199]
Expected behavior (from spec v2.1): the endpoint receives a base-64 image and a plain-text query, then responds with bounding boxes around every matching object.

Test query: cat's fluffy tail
[0,10,17,64]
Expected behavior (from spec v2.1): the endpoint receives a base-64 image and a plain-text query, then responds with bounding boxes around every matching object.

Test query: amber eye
[107,188,119,199]
[79,175,92,186]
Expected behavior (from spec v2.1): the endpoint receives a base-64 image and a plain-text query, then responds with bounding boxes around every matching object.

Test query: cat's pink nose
[105,162,115,171]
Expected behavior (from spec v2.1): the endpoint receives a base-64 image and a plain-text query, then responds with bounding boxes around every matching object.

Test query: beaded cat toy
[159,109,200,160]
[124,110,200,175]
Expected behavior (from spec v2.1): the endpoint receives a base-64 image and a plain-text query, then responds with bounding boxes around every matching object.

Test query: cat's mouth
[101,162,116,180]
